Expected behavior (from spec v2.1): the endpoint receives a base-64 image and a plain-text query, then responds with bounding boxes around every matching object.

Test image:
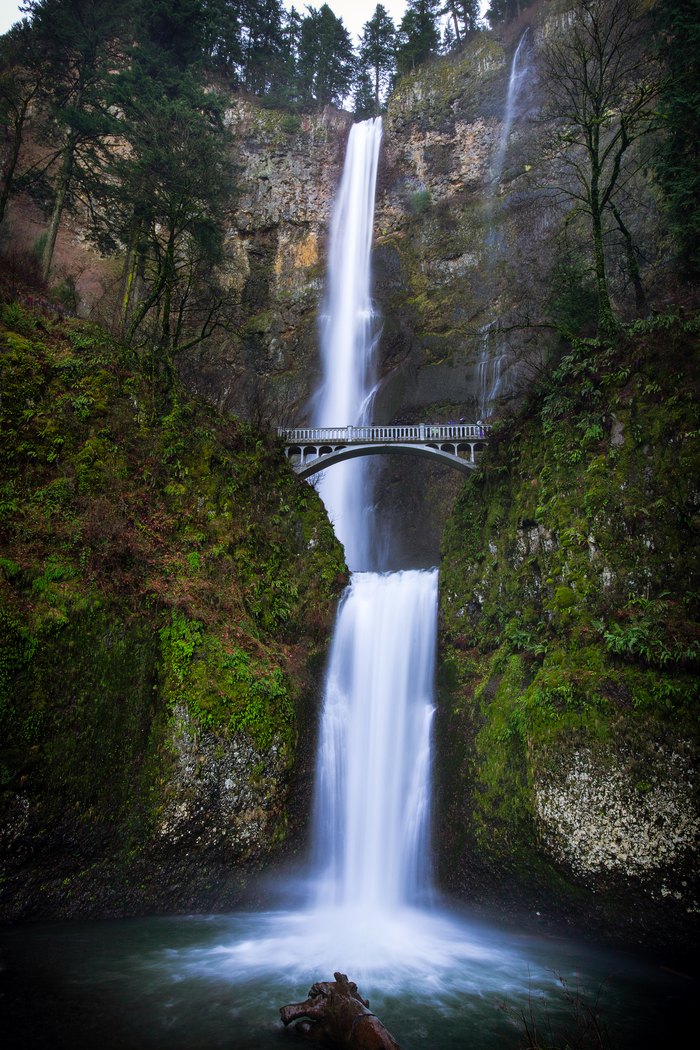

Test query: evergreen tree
[21,0,134,278]
[441,1,480,47]
[140,0,208,74]
[0,18,46,227]
[353,69,376,119]
[273,5,304,105]
[396,0,441,76]
[91,0,233,380]
[297,5,355,108]
[202,0,243,81]
[654,0,700,276]
[485,0,523,25]
[441,19,457,54]
[239,0,286,96]
[357,4,396,115]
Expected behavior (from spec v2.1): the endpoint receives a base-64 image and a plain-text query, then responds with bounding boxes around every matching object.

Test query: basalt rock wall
[436,317,700,952]
[0,301,346,920]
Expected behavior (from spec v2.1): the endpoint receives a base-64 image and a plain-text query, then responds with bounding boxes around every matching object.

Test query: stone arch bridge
[277,424,490,479]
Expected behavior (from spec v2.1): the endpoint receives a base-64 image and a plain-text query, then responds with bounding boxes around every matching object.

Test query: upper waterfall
[313,117,383,570]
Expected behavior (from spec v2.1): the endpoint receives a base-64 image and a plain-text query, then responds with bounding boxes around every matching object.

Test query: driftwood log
[280,971,402,1049]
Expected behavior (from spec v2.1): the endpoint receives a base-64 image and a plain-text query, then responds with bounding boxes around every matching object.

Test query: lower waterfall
[312,569,436,912]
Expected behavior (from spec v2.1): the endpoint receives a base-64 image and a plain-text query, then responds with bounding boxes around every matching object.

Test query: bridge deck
[278,424,490,444]
[277,424,490,478]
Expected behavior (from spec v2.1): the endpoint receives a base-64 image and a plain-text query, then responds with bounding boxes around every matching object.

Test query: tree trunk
[609,199,647,313]
[0,98,30,228]
[41,138,75,281]
[157,229,177,389]
[450,3,462,47]
[590,135,617,334]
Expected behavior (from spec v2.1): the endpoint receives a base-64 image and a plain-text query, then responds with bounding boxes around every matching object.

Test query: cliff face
[180,5,663,567]
[179,103,352,421]
[0,298,345,919]
[181,36,528,429]
[436,317,700,949]
[6,7,664,567]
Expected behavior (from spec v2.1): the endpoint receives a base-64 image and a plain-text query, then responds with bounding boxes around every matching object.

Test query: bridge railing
[277,423,491,444]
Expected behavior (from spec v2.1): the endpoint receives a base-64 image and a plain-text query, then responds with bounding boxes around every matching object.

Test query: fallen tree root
[280,971,402,1049]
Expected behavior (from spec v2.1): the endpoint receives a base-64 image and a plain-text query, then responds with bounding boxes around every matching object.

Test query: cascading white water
[490,28,531,189]
[310,117,437,920]
[314,117,383,570]
[313,570,436,912]
[479,29,532,418]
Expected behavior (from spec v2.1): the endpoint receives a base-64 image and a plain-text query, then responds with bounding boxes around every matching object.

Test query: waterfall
[479,29,532,418]
[313,570,436,912]
[490,28,531,189]
[477,321,506,419]
[314,117,383,570]
[310,117,437,919]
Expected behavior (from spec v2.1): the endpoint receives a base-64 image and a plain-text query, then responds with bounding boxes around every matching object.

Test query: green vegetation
[438,315,700,880]
[654,0,700,277]
[0,294,345,912]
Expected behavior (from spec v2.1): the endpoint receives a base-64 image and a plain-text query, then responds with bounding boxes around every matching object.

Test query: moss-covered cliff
[0,293,345,920]
[437,315,700,948]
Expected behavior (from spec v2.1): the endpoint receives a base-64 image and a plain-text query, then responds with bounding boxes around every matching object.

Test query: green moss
[0,296,345,904]
[159,611,295,751]
[438,317,700,878]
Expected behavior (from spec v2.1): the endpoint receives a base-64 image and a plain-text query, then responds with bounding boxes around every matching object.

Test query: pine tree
[239,0,286,96]
[202,0,243,81]
[441,1,480,47]
[441,20,457,54]
[485,0,523,25]
[396,0,441,76]
[90,0,233,381]
[353,69,376,119]
[297,5,355,108]
[357,4,396,115]
[21,0,134,279]
[0,18,46,227]
[275,5,304,105]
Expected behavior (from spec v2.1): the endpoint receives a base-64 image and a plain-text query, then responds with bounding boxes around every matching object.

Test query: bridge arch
[295,442,480,478]
[278,424,489,479]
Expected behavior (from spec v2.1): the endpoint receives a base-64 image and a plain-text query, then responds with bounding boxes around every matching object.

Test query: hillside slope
[0,293,345,919]
[436,315,700,949]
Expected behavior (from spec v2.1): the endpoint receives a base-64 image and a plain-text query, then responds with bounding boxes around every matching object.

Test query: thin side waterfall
[490,28,531,189]
[479,29,532,418]
[477,321,506,419]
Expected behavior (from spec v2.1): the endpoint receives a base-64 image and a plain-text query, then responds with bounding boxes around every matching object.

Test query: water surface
[1,905,694,1049]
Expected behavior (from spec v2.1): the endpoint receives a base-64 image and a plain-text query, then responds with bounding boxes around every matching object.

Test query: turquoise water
[1,905,694,1049]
